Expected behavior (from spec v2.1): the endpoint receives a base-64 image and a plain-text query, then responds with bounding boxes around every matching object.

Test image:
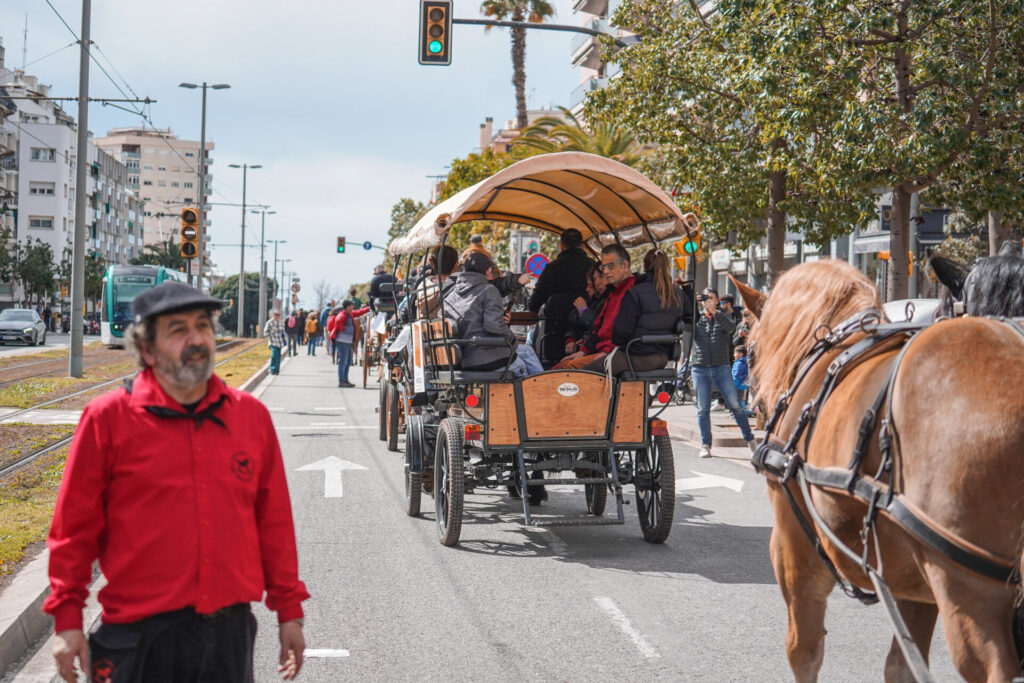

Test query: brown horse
[750,259,1024,682]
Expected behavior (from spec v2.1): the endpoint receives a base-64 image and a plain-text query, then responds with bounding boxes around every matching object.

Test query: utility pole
[268,239,286,311]
[251,209,275,336]
[229,163,261,336]
[69,0,91,378]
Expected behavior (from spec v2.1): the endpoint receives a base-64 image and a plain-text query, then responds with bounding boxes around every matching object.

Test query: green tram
[100,264,186,346]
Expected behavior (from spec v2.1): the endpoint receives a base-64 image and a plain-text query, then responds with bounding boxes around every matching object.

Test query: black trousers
[88,604,256,683]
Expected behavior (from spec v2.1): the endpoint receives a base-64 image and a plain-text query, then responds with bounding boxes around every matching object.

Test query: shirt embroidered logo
[231,452,255,482]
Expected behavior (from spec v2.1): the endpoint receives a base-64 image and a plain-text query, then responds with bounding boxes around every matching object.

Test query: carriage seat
[619,333,682,381]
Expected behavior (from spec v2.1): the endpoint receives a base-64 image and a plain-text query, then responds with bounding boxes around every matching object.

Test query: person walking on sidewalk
[264,309,287,375]
[304,313,320,356]
[332,299,370,387]
[691,288,755,457]
[45,282,309,683]
[285,311,301,357]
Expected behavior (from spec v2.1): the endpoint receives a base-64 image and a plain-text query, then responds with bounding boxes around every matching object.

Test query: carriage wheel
[387,382,400,452]
[404,429,421,517]
[378,380,389,442]
[585,482,607,516]
[434,418,464,546]
[635,434,675,543]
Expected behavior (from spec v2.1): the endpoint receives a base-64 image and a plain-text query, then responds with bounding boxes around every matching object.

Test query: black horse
[930,241,1024,318]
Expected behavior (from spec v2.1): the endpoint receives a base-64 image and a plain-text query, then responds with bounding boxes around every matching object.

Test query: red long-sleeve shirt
[583,276,635,355]
[44,368,309,632]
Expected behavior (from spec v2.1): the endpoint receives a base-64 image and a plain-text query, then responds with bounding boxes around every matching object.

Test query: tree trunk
[988,209,1008,256]
[511,8,528,131]
[887,186,911,301]
[766,168,787,289]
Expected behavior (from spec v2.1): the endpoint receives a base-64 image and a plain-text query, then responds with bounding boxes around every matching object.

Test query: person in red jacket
[331,299,370,387]
[45,281,309,683]
[324,306,338,364]
[555,244,636,371]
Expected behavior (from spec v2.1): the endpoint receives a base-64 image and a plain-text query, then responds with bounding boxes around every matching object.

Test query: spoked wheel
[387,382,400,452]
[378,380,389,442]
[635,434,675,543]
[404,428,421,517]
[434,418,464,546]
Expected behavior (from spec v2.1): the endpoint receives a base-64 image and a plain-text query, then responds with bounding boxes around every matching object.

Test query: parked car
[0,309,47,346]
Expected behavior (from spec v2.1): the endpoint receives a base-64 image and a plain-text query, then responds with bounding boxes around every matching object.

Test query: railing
[572,0,608,14]
[570,77,608,109]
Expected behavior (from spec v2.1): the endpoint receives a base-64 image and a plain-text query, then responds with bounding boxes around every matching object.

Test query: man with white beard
[45,281,309,682]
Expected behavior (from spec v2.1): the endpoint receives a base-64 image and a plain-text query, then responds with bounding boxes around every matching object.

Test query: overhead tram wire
[22,40,78,69]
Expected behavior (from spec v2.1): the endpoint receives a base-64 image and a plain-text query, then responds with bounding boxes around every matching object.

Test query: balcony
[573,0,607,13]
[570,76,609,110]
[571,18,609,69]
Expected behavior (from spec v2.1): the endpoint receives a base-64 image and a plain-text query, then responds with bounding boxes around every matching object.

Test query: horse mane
[750,259,881,407]
[964,254,1024,317]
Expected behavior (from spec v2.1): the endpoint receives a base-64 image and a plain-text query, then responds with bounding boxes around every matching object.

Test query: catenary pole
[237,166,247,336]
[69,0,91,378]
[195,83,207,289]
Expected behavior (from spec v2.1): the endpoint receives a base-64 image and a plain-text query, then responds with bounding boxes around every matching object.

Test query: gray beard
[155,345,214,391]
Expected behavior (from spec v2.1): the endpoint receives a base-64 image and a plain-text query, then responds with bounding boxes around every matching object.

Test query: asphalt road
[250,354,959,682]
[0,333,89,358]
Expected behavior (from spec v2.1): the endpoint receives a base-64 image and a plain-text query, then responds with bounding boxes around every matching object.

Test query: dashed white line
[304,648,350,658]
[277,425,375,430]
[313,406,347,411]
[593,596,660,659]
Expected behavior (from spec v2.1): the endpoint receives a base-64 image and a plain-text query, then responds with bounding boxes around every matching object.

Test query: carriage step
[533,518,625,527]
[524,478,613,487]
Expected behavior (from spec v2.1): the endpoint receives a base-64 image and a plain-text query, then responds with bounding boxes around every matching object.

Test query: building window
[143,180,153,186]
[29,182,56,195]
[157,166,167,171]
[157,180,166,187]
[143,164,153,170]
[30,147,56,162]
[29,216,55,229]
[184,182,194,189]
[184,197,193,203]
[184,152,195,158]
[171,181,179,188]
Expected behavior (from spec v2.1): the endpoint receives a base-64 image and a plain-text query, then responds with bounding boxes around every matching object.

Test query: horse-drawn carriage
[379,152,701,547]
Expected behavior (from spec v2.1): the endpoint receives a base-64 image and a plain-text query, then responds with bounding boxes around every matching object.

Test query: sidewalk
[659,399,764,461]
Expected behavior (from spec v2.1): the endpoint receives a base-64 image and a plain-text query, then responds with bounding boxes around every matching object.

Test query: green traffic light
[428,40,443,54]
[684,240,698,254]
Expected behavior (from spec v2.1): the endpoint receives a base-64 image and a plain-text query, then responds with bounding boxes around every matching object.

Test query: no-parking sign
[526,254,548,277]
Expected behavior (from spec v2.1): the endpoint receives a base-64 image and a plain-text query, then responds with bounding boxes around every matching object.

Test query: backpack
[287,317,297,329]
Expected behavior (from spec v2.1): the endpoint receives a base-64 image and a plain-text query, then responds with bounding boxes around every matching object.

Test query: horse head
[929,243,1024,318]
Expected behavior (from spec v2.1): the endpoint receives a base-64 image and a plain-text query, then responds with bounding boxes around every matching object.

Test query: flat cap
[132,281,223,323]
[463,251,493,274]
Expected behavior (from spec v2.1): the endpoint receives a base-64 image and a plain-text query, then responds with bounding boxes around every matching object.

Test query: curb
[668,421,750,448]
[0,357,273,679]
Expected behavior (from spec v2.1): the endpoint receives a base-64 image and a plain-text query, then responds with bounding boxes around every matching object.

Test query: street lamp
[179,82,230,291]
[267,239,287,312]
[279,259,293,314]
[228,163,262,336]
[251,209,276,336]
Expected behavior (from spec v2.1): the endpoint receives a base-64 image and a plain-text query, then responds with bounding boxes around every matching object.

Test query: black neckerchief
[144,394,228,430]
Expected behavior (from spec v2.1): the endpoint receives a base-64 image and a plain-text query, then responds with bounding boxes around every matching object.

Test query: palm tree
[130,236,186,270]
[480,0,556,131]
[513,106,647,166]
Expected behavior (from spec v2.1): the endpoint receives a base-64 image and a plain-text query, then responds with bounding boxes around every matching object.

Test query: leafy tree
[0,226,16,282]
[130,236,187,271]
[480,0,556,130]
[85,253,106,312]
[513,106,645,165]
[211,273,262,337]
[14,238,56,306]
[385,198,429,272]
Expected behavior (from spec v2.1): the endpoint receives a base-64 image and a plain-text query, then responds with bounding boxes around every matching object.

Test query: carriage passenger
[444,252,543,377]
[565,263,608,355]
[414,245,460,320]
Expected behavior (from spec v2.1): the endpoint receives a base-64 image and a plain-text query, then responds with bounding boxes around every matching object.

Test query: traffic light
[419,0,452,66]
[337,236,346,253]
[180,207,199,259]
[673,225,702,259]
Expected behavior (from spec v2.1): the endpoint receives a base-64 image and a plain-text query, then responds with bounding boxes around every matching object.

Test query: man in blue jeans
[690,288,754,457]
[332,300,370,387]
[263,309,287,375]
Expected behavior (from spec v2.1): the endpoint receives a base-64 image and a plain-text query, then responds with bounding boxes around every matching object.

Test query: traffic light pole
[238,167,247,337]
[69,0,91,378]
[195,83,207,290]
[450,18,634,48]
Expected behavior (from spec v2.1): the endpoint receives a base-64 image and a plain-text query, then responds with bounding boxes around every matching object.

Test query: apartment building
[94,127,213,248]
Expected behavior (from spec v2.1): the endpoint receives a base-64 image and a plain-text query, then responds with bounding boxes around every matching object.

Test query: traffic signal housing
[337,236,346,253]
[180,207,199,259]
[419,0,452,66]
[673,225,702,260]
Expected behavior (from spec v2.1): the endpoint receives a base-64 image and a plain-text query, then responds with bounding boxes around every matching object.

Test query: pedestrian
[318,306,332,355]
[45,281,308,683]
[332,299,370,387]
[325,308,338,363]
[264,309,287,375]
[285,311,301,356]
[44,306,52,332]
[732,345,751,415]
[690,288,755,457]
[305,313,320,355]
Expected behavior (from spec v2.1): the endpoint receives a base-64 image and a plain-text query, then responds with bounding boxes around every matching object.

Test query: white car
[0,309,47,345]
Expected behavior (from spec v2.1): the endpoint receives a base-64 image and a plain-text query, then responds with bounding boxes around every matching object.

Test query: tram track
[0,339,258,481]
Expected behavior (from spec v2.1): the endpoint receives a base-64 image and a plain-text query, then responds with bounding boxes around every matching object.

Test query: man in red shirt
[555,244,636,371]
[46,281,309,682]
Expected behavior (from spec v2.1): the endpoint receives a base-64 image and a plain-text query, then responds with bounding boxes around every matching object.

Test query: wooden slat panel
[522,372,610,438]
[612,381,645,443]
[487,384,519,445]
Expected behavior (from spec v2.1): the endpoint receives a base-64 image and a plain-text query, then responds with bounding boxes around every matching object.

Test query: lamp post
[250,209,276,335]
[228,163,261,336]
[179,82,229,291]
[279,261,293,314]
[69,0,91,377]
[268,239,286,312]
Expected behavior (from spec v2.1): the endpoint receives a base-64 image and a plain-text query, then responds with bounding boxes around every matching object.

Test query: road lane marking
[593,597,660,659]
[310,422,348,426]
[676,470,744,493]
[297,456,368,497]
[277,425,375,430]
[304,649,350,658]
[314,406,347,411]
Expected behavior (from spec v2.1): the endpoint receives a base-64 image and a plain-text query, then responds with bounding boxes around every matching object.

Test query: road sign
[291,282,301,293]
[296,456,368,497]
[526,253,548,277]
[363,241,373,251]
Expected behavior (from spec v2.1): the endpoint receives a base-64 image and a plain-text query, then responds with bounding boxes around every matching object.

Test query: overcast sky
[0,0,579,304]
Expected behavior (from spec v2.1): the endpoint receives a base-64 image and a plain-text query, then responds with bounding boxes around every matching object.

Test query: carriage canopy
[386,152,698,257]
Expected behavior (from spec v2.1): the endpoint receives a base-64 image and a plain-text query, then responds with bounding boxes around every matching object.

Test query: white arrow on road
[297,456,368,498]
[676,470,744,493]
